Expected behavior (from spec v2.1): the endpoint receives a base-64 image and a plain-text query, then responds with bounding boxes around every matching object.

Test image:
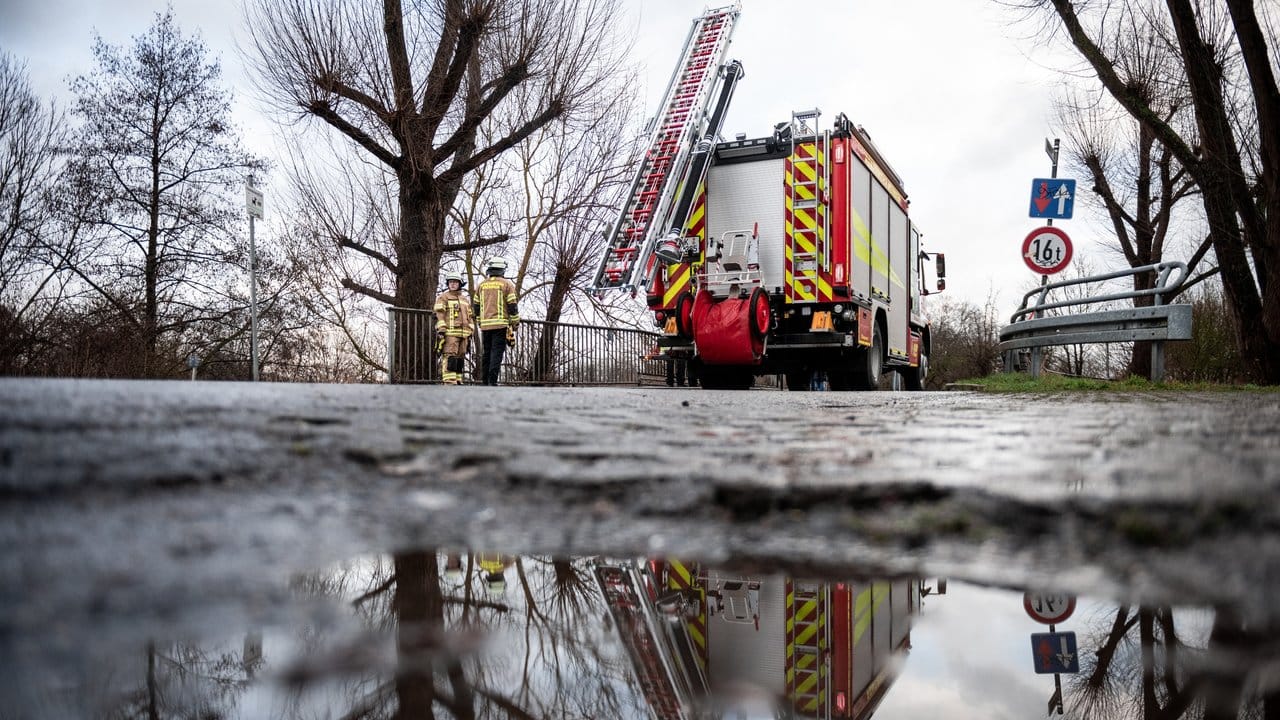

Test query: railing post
[1030,346,1041,379]
[387,307,396,384]
[1151,341,1166,383]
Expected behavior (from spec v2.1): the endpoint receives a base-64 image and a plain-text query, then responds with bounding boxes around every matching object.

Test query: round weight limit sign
[1022,226,1073,275]
[1024,592,1077,625]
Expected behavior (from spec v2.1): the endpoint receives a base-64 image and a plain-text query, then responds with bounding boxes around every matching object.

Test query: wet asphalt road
[2,378,1280,669]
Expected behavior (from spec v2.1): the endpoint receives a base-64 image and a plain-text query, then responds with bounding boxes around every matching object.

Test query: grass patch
[953,374,1278,393]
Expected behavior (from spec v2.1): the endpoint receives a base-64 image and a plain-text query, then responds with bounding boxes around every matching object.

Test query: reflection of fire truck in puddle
[596,558,939,719]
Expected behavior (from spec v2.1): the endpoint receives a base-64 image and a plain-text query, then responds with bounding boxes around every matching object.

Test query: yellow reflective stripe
[795,669,820,696]
[688,622,706,649]
[850,211,904,288]
[663,265,691,306]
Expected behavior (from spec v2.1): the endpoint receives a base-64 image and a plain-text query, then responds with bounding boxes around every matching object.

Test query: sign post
[1025,591,1078,715]
[246,184,264,382]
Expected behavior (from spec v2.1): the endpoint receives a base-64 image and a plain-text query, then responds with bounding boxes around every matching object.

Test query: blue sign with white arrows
[1029,178,1076,220]
[1031,632,1080,674]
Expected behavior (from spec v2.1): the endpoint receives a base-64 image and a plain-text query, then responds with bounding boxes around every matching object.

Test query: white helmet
[486,257,508,273]
[444,268,463,284]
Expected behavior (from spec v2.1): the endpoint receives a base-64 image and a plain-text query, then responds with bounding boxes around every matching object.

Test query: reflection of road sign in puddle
[1024,592,1077,624]
[1031,631,1080,674]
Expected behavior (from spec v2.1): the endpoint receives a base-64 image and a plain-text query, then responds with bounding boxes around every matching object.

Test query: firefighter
[477,553,511,597]
[433,268,473,384]
[473,257,519,386]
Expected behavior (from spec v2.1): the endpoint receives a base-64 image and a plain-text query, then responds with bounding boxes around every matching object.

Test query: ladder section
[786,579,830,718]
[785,110,828,303]
[595,562,692,720]
[592,5,741,293]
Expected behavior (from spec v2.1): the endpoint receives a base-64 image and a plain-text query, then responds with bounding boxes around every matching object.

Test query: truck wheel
[852,324,883,390]
[904,346,928,390]
[674,291,695,338]
[747,287,770,340]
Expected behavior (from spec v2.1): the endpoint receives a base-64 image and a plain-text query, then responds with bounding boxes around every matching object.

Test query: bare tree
[1052,10,1204,378]
[0,52,66,373]
[61,10,264,377]
[451,77,643,382]
[245,0,630,314]
[1036,0,1280,383]
[927,294,1004,386]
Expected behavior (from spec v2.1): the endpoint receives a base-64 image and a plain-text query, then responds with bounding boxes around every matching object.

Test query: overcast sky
[0,0,1108,312]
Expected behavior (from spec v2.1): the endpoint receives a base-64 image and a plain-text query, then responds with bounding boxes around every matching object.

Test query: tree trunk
[1128,273,1155,379]
[532,268,573,383]
[395,179,445,310]
[1166,0,1279,383]
[393,179,447,383]
[393,551,440,720]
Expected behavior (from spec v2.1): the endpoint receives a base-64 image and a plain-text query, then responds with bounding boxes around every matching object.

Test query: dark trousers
[666,358,686,386]
[481,329,507,385]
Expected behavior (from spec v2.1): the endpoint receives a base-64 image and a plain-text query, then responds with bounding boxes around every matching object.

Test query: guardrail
[386,307,667,385]
[998,262,1193,382]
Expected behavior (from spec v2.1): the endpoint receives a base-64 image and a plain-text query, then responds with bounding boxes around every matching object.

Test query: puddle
[6,550,1278,719]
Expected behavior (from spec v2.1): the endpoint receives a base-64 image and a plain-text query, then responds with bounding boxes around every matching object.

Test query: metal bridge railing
[386,307,668,385]
[998,261,1193,382]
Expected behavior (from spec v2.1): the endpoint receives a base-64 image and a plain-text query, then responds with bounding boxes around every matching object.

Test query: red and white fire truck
[591,4,945,390]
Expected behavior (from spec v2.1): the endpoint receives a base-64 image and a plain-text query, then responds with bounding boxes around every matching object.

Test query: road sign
[246,185,264,219]
[1024,591,1076,624]
[1031,632,1080,674]
[1029,178,1075,219]
[1021,226,1073,275]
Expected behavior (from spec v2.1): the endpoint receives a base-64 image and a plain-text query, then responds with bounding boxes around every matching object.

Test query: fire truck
[590,5,946,390]
[595,558,927,719]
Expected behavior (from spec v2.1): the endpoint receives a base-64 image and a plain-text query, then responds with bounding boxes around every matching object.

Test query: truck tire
[674,291,695,338]
[903,346,928,390]
[851,324,883,390]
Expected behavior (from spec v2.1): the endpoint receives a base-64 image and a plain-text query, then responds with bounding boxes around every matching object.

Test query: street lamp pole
[246,182,265,381]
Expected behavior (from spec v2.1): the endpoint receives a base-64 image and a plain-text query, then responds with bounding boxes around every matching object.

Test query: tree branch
[439,99,564,186]
[307,99,401,169]
[381,0,415,115]
[441,233,508,252]
[434,61,530,163]
[421,7,486,136]
[1049,0,1201,173]
[341,277,396,305]
[338,236,399,273]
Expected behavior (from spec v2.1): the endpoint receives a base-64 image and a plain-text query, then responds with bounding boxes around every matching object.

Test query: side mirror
[937,278,946,291]
[935,253,946,279]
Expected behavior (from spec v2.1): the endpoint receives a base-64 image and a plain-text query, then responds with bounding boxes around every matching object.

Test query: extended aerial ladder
[590,4,744,294]
[595,560,705,719]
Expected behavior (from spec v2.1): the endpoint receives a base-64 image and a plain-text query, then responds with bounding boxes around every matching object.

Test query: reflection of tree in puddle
[1067,604,1274,720]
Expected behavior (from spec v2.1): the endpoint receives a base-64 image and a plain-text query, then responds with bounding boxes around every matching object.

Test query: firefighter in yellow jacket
[474,257,519,386]
[433,269,473,384]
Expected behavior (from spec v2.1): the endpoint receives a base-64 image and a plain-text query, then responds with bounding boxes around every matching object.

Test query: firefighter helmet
[486,257,508,275]
[444,268,463,285]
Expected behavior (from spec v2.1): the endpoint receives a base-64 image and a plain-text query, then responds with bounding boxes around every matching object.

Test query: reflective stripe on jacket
[433,289,473,337]
[475,276,519,330]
